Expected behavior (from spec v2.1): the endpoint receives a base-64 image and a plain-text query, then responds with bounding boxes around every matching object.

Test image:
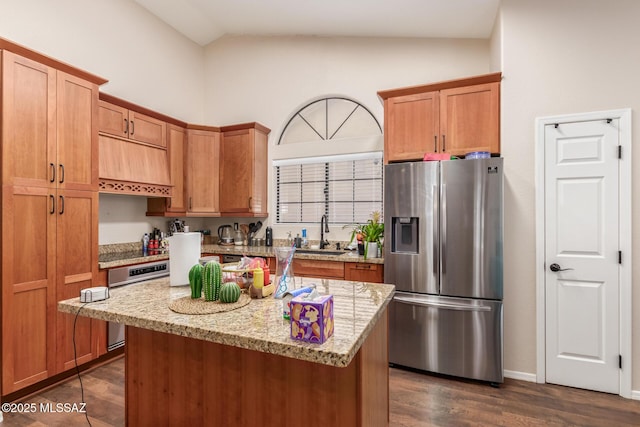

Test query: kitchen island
[58,277,394,426]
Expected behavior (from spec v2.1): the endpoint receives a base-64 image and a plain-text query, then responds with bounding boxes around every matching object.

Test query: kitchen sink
[295,249,345,256]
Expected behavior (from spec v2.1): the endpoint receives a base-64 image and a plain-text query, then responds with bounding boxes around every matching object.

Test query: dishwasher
[107,259,170,351]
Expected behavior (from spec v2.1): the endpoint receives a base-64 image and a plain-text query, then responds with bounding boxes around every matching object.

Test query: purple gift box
[290,294,334,344]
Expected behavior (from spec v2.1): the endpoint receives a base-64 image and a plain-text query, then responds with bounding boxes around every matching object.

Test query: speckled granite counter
[98,244,383,269]
[58,276,394,367]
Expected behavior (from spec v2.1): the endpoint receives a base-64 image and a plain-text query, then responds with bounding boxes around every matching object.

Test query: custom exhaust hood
[98,134,172,197]
[98,94,174,197]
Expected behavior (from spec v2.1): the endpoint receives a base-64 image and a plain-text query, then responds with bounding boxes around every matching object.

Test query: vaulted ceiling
[134,0,501,46]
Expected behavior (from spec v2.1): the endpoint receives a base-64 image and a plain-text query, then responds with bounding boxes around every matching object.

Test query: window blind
[275,152,383,224]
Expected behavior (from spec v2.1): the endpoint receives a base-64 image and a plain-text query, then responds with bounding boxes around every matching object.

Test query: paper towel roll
[168,232,201,286]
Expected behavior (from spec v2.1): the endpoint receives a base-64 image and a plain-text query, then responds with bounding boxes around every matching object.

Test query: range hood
[98,134,172,197]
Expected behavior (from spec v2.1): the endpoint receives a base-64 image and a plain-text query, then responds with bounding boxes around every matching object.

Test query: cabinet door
[2,186,57,394]
[167,125,186,213]
[57,72,98,191]
[439,82,500,156]
[186,129,220,215]
[1,51,56,188]
[98,100,129,138]
[55,190,100,372]
[129,111,167,148]
[344,262,384,283]
[220,129,253,213]
[292,259,344,279]
[384,91,439,162]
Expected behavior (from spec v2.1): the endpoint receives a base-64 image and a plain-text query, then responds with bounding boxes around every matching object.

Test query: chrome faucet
[320,214,330,249]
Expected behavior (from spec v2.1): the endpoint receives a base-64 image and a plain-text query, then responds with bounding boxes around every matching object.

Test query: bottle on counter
[295,233,302,248]
[301,228,309,249]
[142,233,149,252]
[265,227,273,246]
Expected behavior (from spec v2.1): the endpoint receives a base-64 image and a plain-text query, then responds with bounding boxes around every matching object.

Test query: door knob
[549,263,573,272]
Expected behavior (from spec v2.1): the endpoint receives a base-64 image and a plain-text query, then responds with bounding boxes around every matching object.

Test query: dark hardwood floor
[3,357,640,426]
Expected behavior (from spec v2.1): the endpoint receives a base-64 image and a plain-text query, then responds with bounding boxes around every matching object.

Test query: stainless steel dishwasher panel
[389,292,503,383]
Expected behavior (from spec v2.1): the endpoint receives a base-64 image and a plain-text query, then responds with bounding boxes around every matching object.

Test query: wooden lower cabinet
[55,190,104,372]
[292,258,345,279]
[1,186,104,395]
[345,262,384,283]
[1,186,57,394]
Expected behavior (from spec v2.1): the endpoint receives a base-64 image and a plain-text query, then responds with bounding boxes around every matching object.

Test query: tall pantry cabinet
[1,48,106,396]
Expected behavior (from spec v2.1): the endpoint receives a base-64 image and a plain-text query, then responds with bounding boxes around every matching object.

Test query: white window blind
[275,153,383,224]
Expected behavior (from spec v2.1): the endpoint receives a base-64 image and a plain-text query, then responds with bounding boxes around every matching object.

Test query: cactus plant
[188,263,204,299]
[219,282,241,303]
[203,261,222,301]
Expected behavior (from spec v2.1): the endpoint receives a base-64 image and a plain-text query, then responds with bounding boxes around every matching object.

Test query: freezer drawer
[389,292,503,383]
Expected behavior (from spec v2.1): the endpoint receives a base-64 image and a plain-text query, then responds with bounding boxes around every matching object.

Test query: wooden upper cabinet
[186,128,220,216]
[57,72,99,191]
[1,50,56,188]
[166,125,186,213]
[98,100,166,148]
[1,51,98,190]
[439,82,500,156]
[219,124,270,216]
[146,124,187,216]
[379,73,501,161]
[384,91,438,162]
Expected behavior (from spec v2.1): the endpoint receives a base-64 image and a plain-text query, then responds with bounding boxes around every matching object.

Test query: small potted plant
[344,211,384,259]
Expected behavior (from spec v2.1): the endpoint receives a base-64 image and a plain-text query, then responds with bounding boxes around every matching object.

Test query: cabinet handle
[59,164,65,184]
[59,195,64,214]
[434,135,437,152]
[130,120,135,136]
[167,197,171,208]
[355,264,373,270]
[50,163,56,183]
[50,194,55,214]
[124,118,129,134]
[248,196,252,209]
[189,197,192,210]
[442,135,446,152]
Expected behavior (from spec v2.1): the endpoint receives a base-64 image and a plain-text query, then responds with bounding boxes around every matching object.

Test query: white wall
[498,0,640,389]
[0,0,207,244]
[0,0,205,123]
[204,35,491,241]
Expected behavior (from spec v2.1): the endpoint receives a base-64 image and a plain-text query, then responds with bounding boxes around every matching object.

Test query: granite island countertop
[98,244,384,269]
[58,277,394,367]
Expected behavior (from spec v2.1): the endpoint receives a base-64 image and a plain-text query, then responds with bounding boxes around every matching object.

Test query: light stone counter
[58,277,394,367]
[98,244,384,269]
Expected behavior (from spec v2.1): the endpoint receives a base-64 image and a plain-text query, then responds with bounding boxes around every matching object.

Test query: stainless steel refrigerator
[384,158,503,384]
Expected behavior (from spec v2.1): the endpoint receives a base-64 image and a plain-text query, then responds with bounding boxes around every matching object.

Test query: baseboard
[504,370,537,383]
[631,390,640,400]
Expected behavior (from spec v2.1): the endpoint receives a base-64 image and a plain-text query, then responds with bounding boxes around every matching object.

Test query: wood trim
[99,92,188,128]
[0,37,107,85]
[98,179,172,197]
[185,123,221,132]
[220,122,271,134]
[377,72,502,100]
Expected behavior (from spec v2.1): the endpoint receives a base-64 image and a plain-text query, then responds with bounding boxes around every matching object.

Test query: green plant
[343,211,384,258]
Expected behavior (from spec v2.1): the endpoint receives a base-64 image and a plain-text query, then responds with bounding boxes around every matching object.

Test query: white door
[544,119,620,393]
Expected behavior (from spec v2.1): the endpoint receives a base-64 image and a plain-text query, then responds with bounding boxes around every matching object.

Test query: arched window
[274,97,383,225]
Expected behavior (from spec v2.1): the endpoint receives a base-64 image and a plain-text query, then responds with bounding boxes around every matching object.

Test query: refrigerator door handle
[394,296,491,312]
[440,183,447,275]
[433,185,438,276]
